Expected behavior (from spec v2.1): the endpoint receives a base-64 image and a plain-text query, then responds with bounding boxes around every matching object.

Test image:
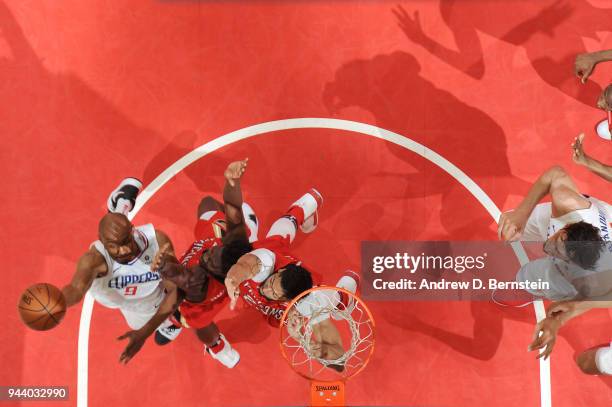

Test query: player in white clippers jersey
[497,165,608,302]
[224,188,324,325]
[61,178,181,364]
[153,159,258,369]
[524,135,612,375]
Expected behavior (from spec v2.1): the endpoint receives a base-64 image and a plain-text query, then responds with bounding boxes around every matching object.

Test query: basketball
[18,283,66,331]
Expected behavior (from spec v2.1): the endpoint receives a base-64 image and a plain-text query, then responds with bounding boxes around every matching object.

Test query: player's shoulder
[551,188,591,217]
[151,226,169,241]
[81,247,108,276]
[248,247,276,266]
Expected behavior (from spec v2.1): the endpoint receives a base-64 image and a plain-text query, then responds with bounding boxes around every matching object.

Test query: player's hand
[528,317,561,360]
[497,210,528,241]
[393,6,427,44]
[571,133,589,166]
[117,330,147,364]
[224,275,240,311]
[151,243,172,271]
[224,158,248,187]
[575,52,598,84]
[286,308,303,340]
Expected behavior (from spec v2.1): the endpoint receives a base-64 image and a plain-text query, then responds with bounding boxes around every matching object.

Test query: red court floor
[2,0,612,406]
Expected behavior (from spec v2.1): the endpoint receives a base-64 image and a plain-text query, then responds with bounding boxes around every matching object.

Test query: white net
[280,286,375,381]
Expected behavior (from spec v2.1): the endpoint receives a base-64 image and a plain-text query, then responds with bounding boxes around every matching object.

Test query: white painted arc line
[77,292,94,407]
[77,117,551,407]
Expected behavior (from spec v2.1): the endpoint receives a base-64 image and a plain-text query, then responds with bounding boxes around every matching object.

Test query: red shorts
[252,235,292,263]
[194,211,226,241]
[178,277,228,329]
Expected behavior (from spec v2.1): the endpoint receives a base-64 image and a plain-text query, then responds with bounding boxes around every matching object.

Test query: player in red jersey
[224,188,324,327]
[222,187,362,370]
[154,158,258,368]
[223,193,360,370]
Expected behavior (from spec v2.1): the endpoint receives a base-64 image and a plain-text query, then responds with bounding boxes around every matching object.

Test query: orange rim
[279,285,376,383]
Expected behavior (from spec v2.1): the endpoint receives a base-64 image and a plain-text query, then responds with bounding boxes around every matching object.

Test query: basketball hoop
[279,286,375,406]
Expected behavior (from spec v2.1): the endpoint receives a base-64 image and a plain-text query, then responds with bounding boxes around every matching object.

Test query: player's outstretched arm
[61,247,107,307]
[498,166,589,241]
[222,159,249,240]
[528,316,561,360]
[150,241,180,272]
[572,134,612,182]
[225,253,261,310]
[528,300,612,360]
[575,50,612,84]
[528,299,592,360]
[117,279,179,364]
[155,230,175,258]
[549,300,612,322]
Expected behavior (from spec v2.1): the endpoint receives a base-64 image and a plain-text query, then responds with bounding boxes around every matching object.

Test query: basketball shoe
[206,333,240,368]
[107,177,143,215]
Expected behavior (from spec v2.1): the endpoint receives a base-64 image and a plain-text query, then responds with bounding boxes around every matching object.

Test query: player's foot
[107,177,143,215]
[288,188,323,233]
[205,334,240,368]
[491,289,534,308]
[336,270,359,294]
[333,270,359,319]
[154,312,183,345]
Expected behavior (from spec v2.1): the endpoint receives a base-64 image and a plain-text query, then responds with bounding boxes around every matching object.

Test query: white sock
[113,197,133,215]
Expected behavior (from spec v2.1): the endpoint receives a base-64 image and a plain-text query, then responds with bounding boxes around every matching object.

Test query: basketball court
[3,0,612,405]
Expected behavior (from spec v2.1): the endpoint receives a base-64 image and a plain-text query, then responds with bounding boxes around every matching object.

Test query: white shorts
[118,287,165,330]
[91,285,166,330]
[595,342,612,375]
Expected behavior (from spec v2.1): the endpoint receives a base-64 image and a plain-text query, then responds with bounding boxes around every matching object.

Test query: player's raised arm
[222,159,249,241]
[498,166,589,241]
[155,230,175,258]
[572,134,612,182]
[150,237,180,273]
[575,49,612,84]
[61,247,107,307]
